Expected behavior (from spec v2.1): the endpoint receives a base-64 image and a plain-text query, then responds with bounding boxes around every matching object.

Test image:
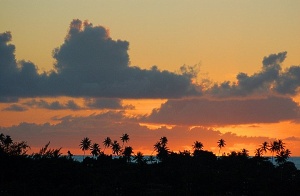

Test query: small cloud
[285,136,300,141]
[3,104,27,112]
[24,99,81,110]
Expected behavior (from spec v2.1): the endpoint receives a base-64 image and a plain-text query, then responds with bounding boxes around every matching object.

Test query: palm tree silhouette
[277,139,285,151]
[122,146,133,163]
[260,141,269,155]
[270,139,285,163]
[153,136,169,161]
[120,133,129,147]
[270,140,280,162]
[217,139,226,157]
[111,140,121,156]
[90,143,101,158]
[192,141,204,156]
[103,137,112,153]
[275,149,291,165]
[192,141,204,151]
[79,137,91,159]
[160,136,168,147]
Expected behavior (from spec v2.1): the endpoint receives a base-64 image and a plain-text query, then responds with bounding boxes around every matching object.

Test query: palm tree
[79,137,91,159]
[153,137,169,161]
[122,146,133,163]
[270,140,280,162]
[120,133,130,147]
[90,143,101,158]
[192,141,204,151]
[103,137,112,153]
[260,141,269,155]
[192,141,204,157]
[111,140,121,156]
[275,149,291,165]
[217,139,226,157]
[277,139,285,151]
[160,136,168,147]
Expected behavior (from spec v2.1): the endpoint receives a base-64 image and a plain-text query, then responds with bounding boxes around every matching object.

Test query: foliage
[153,136,169,161]
[122,146,133,162]
[32,141,62,159]
[79,137,92,156]
[0,133,30,156]
[1,133,299,195]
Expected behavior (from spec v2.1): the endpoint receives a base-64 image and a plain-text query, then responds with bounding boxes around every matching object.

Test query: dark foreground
[1,153,300,196]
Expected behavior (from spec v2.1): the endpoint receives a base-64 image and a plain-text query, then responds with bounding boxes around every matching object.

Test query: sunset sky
[1,1,300,156]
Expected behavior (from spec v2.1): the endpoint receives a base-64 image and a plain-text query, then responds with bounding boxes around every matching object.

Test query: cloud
[84,98,134,110]
[0,111,276,154]
[24,99,81,110]
[285,136,300,141]
[21,98,133,110]
[0,20,199,100]
[145,96,300,126]
[2,104,27,112]
[205,52,300,97]
[1,21,300,100]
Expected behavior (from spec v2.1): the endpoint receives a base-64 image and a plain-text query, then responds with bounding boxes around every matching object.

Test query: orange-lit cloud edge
[1,20,300,156]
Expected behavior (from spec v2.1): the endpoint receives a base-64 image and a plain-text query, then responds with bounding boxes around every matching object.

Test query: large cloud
[0,20,199,100]
[146,96,300,126]
[2,20,300,101]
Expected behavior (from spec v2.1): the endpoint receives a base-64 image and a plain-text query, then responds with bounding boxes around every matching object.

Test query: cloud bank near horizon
[0,111,281,154]
[146,96,300,126]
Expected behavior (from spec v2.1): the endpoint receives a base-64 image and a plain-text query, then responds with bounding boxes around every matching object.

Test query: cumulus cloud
[145,96,300,126]
[1,21,300,100]
[0,20,199,100]
[206,51,300,97]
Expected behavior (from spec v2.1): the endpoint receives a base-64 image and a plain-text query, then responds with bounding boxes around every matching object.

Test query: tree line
[0,132,299,195]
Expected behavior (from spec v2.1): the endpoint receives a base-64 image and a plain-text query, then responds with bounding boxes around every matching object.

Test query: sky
[1,0,300,156]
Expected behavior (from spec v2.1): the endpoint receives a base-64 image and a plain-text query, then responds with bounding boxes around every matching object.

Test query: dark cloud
[2,104,27,112]
[84,98,134,110]
[0,20,199,99]
[1,21,300,100]
[275,66,300,95]
[145,96,300,126]
[24,99,81,110]
[22,98,132,110]
[206,52,300,97]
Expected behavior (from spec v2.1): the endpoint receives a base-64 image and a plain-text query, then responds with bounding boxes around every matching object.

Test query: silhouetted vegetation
[1,133,300,195]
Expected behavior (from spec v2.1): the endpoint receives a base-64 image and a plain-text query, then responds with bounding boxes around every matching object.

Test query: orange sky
[1,1,300,156]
